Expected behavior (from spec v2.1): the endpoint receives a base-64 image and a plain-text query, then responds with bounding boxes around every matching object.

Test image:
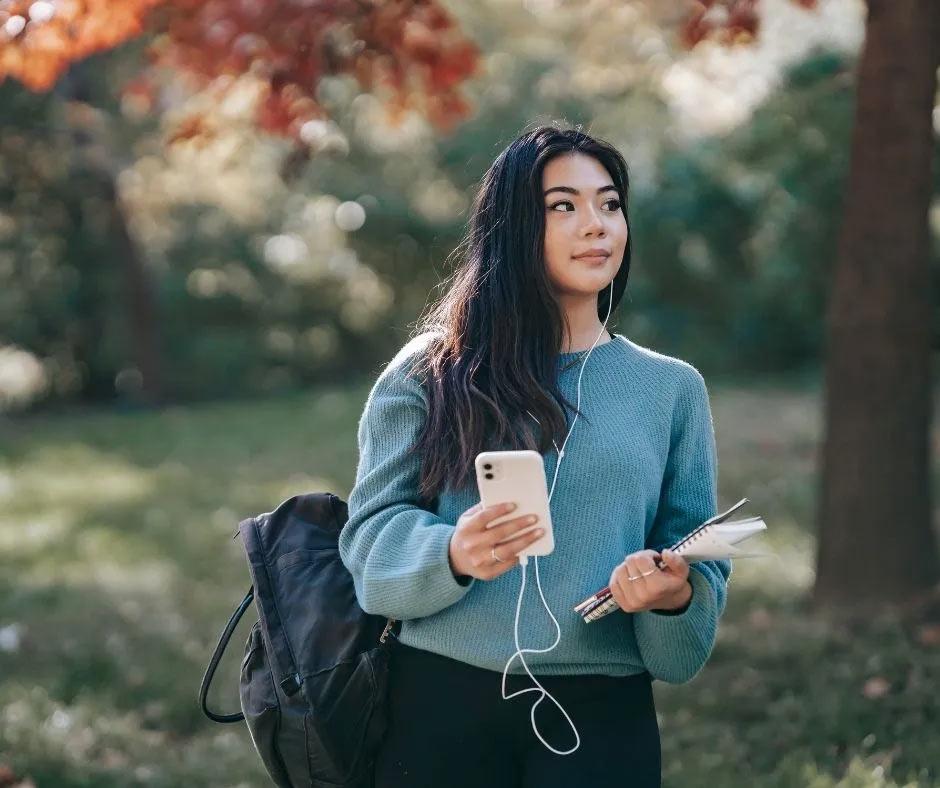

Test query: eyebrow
[543,184,619,198]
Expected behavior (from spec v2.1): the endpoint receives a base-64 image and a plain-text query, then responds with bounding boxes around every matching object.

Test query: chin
[582,269,615,288]
[560,283,608,299]
[553,269,615,296]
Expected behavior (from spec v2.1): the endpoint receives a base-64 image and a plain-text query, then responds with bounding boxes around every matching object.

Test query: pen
[584,597,620,621]
[574,587,610,612]
[576,593,612,617]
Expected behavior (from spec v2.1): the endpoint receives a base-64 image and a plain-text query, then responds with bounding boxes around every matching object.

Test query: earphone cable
[502,279,615,755]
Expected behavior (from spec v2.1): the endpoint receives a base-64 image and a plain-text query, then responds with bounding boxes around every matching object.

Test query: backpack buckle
[279,673,303,696]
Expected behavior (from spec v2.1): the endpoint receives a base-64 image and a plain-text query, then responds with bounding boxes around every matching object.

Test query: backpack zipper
[379,618,396,644]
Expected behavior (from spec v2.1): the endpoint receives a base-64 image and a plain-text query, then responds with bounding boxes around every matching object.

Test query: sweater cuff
[419,523,478,611]
[632,566,718,684]
[651,577,693,616]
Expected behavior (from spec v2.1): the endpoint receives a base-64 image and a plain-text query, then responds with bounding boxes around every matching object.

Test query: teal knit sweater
[338,332,732,684]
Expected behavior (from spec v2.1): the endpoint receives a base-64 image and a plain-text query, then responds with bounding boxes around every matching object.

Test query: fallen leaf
[862,676,891,699]
[915,623,940,646]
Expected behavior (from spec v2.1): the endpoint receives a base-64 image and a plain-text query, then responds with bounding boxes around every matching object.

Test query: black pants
[374,642,661,788]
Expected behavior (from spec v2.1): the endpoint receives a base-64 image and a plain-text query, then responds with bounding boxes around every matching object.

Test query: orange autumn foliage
[0,0,480,137]
[0,0,162,91]
[0,0,820,139]
[680,0,818,48]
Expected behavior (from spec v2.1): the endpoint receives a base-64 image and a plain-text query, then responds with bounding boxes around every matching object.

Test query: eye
[547,198,622,212]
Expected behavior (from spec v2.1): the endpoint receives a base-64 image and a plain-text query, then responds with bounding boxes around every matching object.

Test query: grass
[0,374,938,787]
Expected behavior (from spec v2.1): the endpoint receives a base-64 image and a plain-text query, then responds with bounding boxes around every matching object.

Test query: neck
[558,294,609,353]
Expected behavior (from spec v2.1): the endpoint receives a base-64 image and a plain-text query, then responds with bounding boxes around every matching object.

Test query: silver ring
[491,546,504,563]
[628,568,657,582]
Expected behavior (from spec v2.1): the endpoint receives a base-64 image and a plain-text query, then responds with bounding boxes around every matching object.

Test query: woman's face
[541,152,627,299]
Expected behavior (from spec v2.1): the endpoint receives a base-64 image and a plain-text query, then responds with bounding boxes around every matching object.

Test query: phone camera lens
[484,473,493,480]
[483,463,492,470]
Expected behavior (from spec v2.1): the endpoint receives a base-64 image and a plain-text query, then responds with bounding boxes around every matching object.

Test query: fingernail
[535,528,545,536]
[506,502,517,511]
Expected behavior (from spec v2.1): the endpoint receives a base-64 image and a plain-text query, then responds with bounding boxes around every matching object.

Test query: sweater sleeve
[338,355,476,620]
[632,366,732,684]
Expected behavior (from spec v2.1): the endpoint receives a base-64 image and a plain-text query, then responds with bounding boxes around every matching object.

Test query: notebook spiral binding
[669,523,710,553]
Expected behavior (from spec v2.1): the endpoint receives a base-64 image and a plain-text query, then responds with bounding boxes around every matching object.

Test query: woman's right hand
[448,501,544,581]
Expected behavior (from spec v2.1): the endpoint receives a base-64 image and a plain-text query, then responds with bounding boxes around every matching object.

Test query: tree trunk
[58,62,165,407]
[813,0,939,610]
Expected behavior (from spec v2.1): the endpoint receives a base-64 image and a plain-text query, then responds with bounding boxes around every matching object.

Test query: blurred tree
[813,0,939,610]
[0,0,480,404]
[631,51,856,372]
[0,0,479,137]
[0,0,862,403]
[54,61,165,405]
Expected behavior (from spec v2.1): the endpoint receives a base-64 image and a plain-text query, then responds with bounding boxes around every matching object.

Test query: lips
[573,250,611,263]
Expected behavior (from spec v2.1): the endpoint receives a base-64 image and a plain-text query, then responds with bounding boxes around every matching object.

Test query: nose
[580,205,605,236]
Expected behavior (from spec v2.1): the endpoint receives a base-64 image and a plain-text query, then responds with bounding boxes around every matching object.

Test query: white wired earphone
[501,278,615,756]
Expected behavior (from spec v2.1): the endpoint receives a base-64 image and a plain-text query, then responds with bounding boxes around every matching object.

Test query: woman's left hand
[608,549,692,613]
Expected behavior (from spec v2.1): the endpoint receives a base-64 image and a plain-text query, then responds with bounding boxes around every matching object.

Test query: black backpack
[198,492,400,788]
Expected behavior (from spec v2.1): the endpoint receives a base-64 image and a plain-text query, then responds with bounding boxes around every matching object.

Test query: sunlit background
[1,0,938,785]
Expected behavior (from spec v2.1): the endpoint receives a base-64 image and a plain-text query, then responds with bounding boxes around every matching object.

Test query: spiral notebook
[574,497,766,623]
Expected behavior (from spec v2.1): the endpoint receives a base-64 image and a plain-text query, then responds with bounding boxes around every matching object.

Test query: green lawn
[1,377,937,787]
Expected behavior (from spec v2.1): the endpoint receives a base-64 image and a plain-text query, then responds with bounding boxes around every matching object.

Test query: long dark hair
[408,123,634,503]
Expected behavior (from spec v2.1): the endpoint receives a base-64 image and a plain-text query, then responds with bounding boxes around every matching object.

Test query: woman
[339,124,732,788]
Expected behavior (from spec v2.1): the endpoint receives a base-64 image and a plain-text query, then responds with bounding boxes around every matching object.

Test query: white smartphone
[474,449,555,559]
